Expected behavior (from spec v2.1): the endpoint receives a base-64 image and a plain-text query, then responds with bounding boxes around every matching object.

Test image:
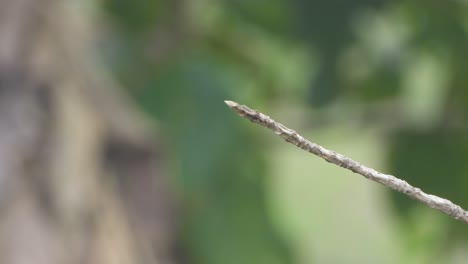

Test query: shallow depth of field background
[103,1,468,263]
[3,0,468,263]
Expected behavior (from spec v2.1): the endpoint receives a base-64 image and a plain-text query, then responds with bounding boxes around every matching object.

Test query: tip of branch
[224,100,238,109]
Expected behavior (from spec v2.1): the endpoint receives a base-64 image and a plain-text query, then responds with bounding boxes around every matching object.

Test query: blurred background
[0,0,468,263]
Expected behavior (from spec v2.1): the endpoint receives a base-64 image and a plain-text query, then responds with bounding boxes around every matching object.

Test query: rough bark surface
[225,100,468,224]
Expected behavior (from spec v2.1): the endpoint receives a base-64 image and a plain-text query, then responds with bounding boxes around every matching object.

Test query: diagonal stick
[224,100,468,224]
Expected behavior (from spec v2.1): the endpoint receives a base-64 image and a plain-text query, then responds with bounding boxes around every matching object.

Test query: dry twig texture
[224,100,468,224]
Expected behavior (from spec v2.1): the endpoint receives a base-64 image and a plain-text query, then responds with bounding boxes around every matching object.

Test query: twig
[224,100,468,224]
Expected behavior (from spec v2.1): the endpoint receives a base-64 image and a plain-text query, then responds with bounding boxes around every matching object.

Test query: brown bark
[0,1,177,263]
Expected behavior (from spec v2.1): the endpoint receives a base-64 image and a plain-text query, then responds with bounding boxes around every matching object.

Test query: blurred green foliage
[101,0,468,263]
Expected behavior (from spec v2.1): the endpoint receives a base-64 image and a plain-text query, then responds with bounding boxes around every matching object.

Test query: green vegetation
[102,0,468,263]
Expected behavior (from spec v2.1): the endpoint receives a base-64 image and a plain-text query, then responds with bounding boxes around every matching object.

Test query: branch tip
[224,100,238,109]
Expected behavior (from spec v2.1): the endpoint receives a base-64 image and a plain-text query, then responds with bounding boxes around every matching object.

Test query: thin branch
[224,100,468,224]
